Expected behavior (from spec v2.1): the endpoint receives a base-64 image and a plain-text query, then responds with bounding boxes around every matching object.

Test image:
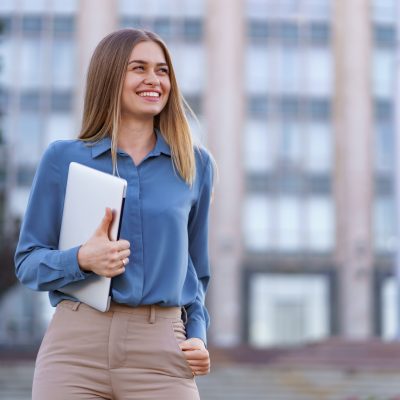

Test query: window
[307,196,334,251]
[173,45,204,94]
[278,122,302,166]
[52,39,75,89]
[245,47,269,94]
[306,48,332,97]
[276,196,302,250]
[374,196,395,252]
[243,195,271,251]
[45,112,75,145]
[249,273,330,346]
[16,112,42,167]
[374,24,396,47]
[21,39,44,89]
[375,122,394,173]
[372,0,397,23]
[244,120,272,172]
[373,50,395,99]
[305,122,332,173]
[279,48,301,94]
[183,18,203,41]
[381,276,397,340]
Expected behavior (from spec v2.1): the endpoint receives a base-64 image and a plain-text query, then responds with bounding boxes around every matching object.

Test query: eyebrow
[128,59,168,67]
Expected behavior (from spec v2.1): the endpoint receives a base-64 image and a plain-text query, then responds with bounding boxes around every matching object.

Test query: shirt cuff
[60,245,92,281]
[186,319,208,347]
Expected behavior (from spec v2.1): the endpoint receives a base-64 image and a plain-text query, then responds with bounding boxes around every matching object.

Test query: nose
[144,71,160,86]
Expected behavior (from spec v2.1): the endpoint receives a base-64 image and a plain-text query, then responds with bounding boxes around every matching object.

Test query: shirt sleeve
[185,154,214,346]
[14,142,91,291]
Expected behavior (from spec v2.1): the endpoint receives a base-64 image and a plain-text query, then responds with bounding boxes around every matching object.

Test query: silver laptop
[58,162,127,312]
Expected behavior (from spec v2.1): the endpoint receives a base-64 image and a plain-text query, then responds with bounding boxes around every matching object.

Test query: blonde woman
[15,29,214,400]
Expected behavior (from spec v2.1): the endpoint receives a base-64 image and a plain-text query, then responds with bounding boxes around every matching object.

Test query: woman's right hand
[77,207,130,277]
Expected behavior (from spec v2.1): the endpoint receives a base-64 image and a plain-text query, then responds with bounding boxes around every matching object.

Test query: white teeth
[138,92,160,97]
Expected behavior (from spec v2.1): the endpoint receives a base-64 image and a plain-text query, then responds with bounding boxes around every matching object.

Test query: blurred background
[1,0,400,399]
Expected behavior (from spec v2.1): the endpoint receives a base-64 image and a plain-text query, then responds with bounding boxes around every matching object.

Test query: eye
[159,67,169,74]
[133,66,144,71]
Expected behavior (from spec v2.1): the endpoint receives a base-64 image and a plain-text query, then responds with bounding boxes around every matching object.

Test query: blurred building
[0,0,397,349]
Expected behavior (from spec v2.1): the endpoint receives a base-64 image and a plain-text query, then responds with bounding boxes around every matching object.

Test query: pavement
[2,360,400,400]
[3,340,400,399]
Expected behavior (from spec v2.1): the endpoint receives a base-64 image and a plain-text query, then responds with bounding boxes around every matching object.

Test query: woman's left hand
[179,338,210,376]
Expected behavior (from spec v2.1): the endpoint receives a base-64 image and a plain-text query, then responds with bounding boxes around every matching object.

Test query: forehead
[129,41,167,63]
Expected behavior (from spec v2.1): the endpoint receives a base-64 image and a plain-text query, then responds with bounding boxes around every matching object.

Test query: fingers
[116,239,130,251]
[94,207,113,238]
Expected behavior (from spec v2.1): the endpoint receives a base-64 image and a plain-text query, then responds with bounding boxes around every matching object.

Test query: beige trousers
[32,300,200,400]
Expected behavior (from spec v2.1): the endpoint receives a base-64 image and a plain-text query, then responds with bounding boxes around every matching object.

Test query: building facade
[0,0,397,348]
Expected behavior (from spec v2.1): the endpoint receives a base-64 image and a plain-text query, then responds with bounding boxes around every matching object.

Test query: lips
[136,91,161,98]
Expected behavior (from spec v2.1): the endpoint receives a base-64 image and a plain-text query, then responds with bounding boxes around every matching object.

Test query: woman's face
[121,41,171,121]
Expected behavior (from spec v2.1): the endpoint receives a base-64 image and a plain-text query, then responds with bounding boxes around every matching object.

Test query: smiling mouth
[137,91,161,98]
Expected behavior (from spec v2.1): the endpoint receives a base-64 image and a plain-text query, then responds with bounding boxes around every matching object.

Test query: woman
[15,28,214,400]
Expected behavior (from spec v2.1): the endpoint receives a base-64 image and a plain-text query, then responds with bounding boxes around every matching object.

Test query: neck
[117,118,156,153]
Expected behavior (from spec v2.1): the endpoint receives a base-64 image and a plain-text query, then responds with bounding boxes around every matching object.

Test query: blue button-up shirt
[15,130,213,344]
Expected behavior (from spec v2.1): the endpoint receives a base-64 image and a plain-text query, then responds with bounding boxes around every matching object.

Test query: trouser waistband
[58,300,184,324]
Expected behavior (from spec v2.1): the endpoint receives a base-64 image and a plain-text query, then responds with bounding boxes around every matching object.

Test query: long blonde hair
[79,29,196,185]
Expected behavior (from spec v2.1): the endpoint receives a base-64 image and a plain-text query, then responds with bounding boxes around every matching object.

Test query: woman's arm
[14,142,91,291]
[180,152,214,375]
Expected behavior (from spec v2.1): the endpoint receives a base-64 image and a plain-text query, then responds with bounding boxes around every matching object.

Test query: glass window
[245,47,269,94]
[244,120,272,172]
[20,91,40,111]
[280,22,299,45]
[153,18,172,39]
[248,20,270,41]
[53,16,75,36]
[0,0,16,13]
[45,112,75,145]
[20,39,44,89]
[309,22,330,45]
[307,196,334,251]
[249,273,330,346]
[22,16,43,33]
[248,95,268,117]
[306,48,332,96]
[278,122,302,166]
[0,38,13,87]
[372,0,397,23]
[375,122,394,173]
[374,196,396,252]
[277,196,302,250]
[374,25,396,47]
[183,18,203,41]
[52,39,75,90]
[305,122,332,173]
[52,0,78,14]
[381,276,397,340]
[303,0,331,19]
[173,44,204,94]
[16,112,42,166]
[21,0,47,13]
[246,0,270,19]
[51,91,73,112]
[243,195,271,251]
[373,50,395,99]
[119,0,182,17]
[279,47,301,94]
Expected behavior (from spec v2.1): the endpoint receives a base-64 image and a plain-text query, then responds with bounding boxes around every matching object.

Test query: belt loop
[72,302,81,311]
[149,305,156,324]
[181,306,187,325]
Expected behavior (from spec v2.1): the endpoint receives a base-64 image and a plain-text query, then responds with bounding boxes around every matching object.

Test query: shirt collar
[91,129,171,159]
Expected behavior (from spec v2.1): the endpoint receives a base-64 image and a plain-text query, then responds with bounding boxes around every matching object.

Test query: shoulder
[193,143,215,186]
[42,139,90,163]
